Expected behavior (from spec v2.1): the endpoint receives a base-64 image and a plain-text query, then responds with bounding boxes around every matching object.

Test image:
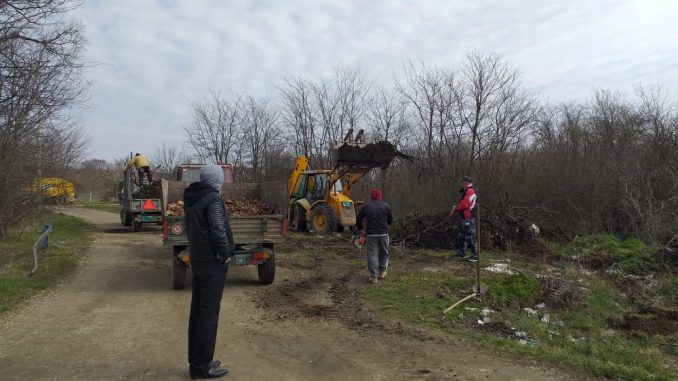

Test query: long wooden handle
[443,293,476,314]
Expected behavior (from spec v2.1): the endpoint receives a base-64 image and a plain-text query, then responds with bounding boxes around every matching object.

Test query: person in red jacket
[450,176,478,261]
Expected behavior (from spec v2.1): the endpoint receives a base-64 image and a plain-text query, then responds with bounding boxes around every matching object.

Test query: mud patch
[538,276,586,308]
[611,306,678,335]
[473,321,516,339]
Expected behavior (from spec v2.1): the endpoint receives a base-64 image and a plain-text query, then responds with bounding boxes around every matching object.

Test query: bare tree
[0,0,88,236]
[280,77,318,163]
[396,62,455,165]
[185,90,241,165]
[455,52,519,174]
[367,86,408,146]
[153,141,189,178]
[239,96,280,181]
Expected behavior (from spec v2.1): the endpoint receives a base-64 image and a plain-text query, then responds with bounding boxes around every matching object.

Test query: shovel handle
[443,293,476,314]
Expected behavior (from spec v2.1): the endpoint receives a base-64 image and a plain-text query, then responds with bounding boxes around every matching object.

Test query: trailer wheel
[257,249,275,285]
[310,204,338,234]
[294,204,308,232]
[132,219,142,232]
[172,247,187,290]
[121,210,132,226]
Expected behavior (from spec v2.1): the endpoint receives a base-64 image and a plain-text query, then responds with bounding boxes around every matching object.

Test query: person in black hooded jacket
[183,164,234,379]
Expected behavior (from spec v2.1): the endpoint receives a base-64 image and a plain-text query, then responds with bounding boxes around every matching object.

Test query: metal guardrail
[30,224,53,275]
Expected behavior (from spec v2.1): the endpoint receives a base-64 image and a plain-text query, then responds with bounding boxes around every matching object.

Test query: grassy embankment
[0,212,94,313]
[76,201,119,214]
[361,235,677,380]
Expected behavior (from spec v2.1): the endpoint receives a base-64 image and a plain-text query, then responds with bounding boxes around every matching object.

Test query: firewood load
[225,197,275,216]
[165,198,274,217]
[166,201,184,216]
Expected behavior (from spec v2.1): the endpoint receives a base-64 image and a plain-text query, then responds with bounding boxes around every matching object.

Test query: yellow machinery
[36,178,76,203]
[287,136,412,233]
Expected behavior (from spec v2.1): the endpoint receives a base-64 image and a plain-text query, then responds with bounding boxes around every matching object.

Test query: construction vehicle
[161,164,286,290]
[287,132,411,234]
[118,162,162,232]
[36,178,76,204]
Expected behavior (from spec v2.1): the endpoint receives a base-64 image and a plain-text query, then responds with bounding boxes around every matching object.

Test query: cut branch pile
[224,197,275,216]
[165,198,275,217]
[390,209,548,251]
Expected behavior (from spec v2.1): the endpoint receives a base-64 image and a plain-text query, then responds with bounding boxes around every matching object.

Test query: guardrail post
[31,224,54,275]
[42,225,50,250]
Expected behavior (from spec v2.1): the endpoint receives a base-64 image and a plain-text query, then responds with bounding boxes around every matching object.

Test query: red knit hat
[370,188,382,201]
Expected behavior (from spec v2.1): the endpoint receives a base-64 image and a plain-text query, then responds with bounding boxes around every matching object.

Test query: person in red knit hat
[356,188,394,283]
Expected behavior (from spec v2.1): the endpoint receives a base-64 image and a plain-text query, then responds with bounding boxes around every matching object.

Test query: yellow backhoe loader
[287,133,411,234]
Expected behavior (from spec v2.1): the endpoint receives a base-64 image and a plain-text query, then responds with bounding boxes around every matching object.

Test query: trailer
[118,166,162,232]
[160,164,287,289]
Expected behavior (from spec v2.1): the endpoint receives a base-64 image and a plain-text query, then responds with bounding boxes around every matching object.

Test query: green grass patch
[486,272,540,307]
[361,268,677,380]
[0,213,94,313]
[76,201,119,214]
[558,234,657,275]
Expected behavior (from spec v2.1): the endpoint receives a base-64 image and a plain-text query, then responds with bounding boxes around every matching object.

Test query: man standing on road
[450,176,478,262]
[127,153,153,186]
[356,188,394,284]
[183,164,234,379]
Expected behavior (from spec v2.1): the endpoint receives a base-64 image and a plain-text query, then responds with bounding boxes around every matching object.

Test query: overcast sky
[74,0,678,160]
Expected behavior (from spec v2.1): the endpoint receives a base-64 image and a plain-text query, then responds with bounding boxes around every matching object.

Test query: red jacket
[454,186,477,219]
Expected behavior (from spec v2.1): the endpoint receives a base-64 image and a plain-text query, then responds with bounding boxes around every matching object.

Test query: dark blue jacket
[356,200,393,235]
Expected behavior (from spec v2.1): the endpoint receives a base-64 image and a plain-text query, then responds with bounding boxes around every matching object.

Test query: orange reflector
[143,199,155,210]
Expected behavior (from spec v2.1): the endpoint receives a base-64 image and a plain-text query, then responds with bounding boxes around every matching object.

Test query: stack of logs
[165,198,274,217]
[166,201,184,216]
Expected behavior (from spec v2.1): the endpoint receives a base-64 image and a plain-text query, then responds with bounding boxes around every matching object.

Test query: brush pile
[165,198,275,217]
[390,209,546,251]
[224,197,275,216]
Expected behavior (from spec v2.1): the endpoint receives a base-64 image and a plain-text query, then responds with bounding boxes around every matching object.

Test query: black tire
[121,210,132,226]
[172,247,187,290]
[257,247,275,285]
[132,219,142,232]
[310,204,338,234]
[294,204,308,232]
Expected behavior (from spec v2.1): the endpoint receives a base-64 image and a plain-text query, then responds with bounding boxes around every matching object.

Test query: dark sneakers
[190,365,228,379]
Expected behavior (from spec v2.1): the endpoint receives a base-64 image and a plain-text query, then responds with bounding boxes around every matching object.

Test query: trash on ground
[524,308,537,316]
[484,262,515,275]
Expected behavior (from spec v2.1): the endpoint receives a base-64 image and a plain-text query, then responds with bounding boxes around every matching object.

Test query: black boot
[190,366,228,379]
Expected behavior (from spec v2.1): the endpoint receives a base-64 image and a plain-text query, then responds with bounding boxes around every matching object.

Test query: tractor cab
[176,164,234,184]
[289,171,343,203]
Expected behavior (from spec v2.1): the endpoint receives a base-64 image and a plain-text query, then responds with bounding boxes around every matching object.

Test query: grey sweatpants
[366,235,389,277]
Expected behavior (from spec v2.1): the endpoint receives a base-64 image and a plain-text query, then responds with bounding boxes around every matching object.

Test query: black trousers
[188,259,226,373]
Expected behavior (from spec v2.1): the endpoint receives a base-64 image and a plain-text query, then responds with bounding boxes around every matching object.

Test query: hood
[200,164,225,191]
[183,182,219,207]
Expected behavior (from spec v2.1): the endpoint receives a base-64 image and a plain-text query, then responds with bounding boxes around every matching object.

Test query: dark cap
[461,176,473,183]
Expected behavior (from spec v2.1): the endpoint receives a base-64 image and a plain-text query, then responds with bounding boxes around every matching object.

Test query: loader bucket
[333,141,413,170]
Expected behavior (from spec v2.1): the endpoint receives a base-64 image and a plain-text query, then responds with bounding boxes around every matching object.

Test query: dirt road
[0,208,583,380]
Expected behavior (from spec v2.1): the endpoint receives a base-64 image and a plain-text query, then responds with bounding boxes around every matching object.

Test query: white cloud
[74,0,678,160]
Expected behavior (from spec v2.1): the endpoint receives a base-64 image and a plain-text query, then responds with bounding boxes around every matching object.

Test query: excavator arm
[288,156,309,198]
